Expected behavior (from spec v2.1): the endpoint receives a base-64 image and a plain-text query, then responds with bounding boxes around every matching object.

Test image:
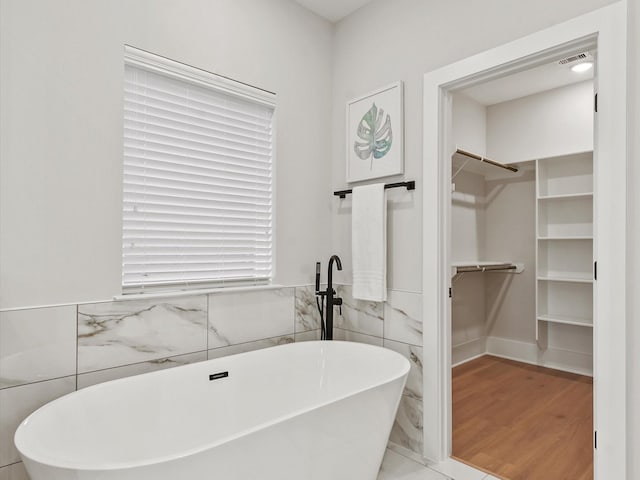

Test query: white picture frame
[346,81,404,183]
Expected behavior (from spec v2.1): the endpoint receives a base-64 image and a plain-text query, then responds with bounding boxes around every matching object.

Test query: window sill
[113,284,285,302]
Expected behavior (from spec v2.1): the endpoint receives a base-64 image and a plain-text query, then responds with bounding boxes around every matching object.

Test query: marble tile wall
[208,289,294,350]
[0,285,423,475]
[0,377,76,467]
[336,285,424,457]
[0,306,76,389]
[77,351,208,389]
[294,285,323,342]
[78,296,208,373]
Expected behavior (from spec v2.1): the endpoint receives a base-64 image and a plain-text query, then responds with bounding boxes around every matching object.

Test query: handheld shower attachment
[315,262,321,293]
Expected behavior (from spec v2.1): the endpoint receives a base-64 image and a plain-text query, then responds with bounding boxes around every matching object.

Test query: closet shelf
[536,151,594,345]
[537,314,593,328]
[538,192,593,200]
[452,261,524,276]
[538,236,593,241]
[537,276,593,284]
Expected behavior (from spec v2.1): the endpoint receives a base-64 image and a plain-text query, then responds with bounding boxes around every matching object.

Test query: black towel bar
[333,181,416,199]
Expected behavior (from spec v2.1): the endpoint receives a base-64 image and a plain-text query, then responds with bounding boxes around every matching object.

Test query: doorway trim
[421,3,627,478]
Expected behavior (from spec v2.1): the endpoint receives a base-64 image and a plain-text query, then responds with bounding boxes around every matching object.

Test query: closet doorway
[422,4,627,480]
[448,56,595,479]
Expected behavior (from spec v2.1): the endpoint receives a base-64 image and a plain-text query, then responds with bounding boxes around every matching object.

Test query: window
[122,47,275,293]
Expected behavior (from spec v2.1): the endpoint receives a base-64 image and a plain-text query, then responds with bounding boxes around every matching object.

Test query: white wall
[330,0,618,293]
[451,171,487,358]
[451,94,487,262]
[483,167,536,343]
[451,171,486,263]
[0,0,333,309]
[450,95,487,360]
[452,94,487,156]
[627,0,639,477]
[487,81,594,162]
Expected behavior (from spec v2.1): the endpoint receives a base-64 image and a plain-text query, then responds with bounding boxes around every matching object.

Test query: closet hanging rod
[455,148,519,173]
[333,180,416,199]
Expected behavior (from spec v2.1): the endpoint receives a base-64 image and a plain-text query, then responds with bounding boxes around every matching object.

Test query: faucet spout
[329,254,342,271]
[328,255,342,287]
[325,255,343,341]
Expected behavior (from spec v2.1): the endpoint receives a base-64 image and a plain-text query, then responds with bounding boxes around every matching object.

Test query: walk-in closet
[449,51,595,480]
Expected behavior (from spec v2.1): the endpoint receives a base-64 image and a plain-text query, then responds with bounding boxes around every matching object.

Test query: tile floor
[378,449,500,480]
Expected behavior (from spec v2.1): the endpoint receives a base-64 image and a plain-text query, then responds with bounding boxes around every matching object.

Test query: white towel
[352,184,387,301]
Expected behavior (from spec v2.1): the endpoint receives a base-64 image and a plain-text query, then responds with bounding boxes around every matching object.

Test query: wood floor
[452,355,593,480]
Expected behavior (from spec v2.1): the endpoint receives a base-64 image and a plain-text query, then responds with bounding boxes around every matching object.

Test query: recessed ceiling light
[571,62,593,73]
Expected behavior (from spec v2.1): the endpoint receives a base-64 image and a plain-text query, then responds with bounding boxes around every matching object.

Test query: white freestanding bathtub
[15,341,409,480]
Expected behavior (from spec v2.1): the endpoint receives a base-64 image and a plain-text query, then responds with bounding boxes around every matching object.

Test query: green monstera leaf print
[354,102,393,168]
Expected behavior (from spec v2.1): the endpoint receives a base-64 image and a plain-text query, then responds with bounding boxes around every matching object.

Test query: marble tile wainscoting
[334,285,424,459]
[0,285,423,477]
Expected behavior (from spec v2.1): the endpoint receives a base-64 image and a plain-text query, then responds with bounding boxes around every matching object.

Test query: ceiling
[293,0,374,22]
[291,1,595,104]
[460,53,595,106]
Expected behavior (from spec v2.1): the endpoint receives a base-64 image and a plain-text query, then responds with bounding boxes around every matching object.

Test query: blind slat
[124,116,272,153]
[124,265,272,276]
[124,82,272,126]
[123,240,272,247]
[123,184,272,206]
[125,144,271,169]
[124,99,272,140]
[124,173,272,196]
[123,191,271,211]
[123,224,273,234]
[124,131,272,164]
[123,232,272,241]
[124,161,272,186]
[125,246,271,254]
[124,147,270,171]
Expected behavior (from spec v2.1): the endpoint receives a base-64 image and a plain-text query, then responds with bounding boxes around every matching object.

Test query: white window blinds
[123,47,275,292]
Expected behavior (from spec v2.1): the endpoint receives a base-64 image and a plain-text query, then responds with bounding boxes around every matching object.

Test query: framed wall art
[346,81,403,183]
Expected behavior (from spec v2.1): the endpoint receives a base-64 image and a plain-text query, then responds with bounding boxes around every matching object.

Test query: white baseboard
[485,336,593,376]
[452,337,487,367]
